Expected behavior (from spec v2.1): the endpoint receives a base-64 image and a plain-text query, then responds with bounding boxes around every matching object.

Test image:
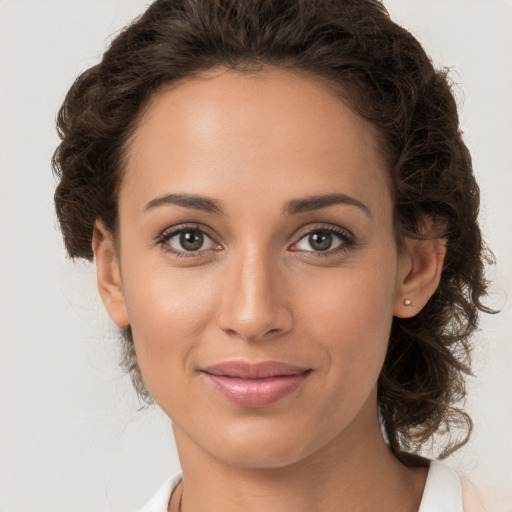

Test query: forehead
[121,66,391,217]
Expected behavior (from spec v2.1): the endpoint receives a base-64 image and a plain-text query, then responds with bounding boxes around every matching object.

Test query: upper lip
[202,360,311,379]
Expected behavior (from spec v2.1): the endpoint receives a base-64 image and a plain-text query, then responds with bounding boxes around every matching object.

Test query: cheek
[298,258,397,390]
[120,254,221,395]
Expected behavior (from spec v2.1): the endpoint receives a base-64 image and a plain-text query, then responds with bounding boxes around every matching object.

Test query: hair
[52,0,495,466]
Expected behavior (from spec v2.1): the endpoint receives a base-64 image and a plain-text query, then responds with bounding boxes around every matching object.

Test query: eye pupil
[180,230,204,251]
[309,231,332,251]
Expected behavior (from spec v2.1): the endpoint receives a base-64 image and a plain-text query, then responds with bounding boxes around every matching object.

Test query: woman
[52,0,495,510]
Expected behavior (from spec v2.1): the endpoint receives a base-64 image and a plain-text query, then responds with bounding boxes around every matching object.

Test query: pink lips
[201,361,311,408]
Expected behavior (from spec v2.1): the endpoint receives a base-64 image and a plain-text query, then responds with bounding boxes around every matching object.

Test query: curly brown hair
[52,0,494,466]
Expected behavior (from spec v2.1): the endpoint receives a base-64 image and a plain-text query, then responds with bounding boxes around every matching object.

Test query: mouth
[201,360,312,408]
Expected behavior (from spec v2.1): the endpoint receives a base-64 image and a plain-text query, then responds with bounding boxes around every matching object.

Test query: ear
[393,236,446,319]
[91,219,130,327]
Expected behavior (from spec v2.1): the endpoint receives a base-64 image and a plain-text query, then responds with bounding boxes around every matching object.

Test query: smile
[201,360,312,408]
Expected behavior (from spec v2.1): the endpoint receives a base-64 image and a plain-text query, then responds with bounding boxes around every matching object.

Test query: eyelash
[157,223,356,259]
[157,223,220,259]
[292,225,356,257]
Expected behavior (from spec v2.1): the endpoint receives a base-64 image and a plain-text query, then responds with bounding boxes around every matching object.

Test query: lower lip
[202,372,310,408]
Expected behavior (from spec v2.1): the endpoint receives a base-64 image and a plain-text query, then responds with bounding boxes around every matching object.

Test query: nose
[216,247,293,342]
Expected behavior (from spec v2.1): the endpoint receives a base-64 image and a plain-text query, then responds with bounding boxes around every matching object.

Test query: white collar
[139,460,462,512]
[418,460,463,512]
[139,472,182,512]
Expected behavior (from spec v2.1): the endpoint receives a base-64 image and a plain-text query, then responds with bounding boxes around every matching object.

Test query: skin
[93,66,446,512]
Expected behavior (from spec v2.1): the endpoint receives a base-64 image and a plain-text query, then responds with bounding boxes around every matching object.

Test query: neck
[172,406,427,512]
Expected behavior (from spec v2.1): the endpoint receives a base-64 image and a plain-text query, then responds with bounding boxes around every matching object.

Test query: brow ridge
[143,192,371,217]
[144,193,224,214]
[283,193,371,217]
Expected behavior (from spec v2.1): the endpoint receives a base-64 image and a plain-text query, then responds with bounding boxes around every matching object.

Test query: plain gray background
[1,1,511,510]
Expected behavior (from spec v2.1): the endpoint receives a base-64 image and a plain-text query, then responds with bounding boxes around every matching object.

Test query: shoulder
[419,460,496,512]
[423,460,495,512]
[461,478,497,512]
[419,460,463,511]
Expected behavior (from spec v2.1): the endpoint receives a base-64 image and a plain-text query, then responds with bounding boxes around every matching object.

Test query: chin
[203,419,321,470]
[215,443,308,470]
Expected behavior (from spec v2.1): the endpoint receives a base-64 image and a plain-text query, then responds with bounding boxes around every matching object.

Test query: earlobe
[91,219,130,327]
[393,237,446,319]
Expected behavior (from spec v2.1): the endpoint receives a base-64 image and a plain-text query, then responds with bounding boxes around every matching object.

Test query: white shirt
[139,460,484,512]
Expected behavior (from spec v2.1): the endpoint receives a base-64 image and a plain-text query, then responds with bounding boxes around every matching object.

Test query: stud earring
[403,298,412,306]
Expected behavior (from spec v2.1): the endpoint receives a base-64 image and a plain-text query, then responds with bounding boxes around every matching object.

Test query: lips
[201,360,311,408]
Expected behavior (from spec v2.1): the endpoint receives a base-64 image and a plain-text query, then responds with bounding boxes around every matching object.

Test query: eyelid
[157,222,356,259]
[159,222,216,241]
[293,223,354,243]
[289,223,356,255]
[157,223,222,258]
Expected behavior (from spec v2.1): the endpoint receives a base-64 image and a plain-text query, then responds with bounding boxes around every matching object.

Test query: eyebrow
[284,193,371,217]
[144,192,371,217]
[145,193,223,214]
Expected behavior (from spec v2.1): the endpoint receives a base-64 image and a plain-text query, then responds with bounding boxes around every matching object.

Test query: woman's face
[100,67,415,468]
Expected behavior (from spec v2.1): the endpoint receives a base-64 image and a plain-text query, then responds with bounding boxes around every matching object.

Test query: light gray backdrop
[1,1,511,511]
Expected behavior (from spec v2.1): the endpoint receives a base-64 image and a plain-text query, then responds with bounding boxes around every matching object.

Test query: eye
[291,226,354,255]
[159,225,221,258]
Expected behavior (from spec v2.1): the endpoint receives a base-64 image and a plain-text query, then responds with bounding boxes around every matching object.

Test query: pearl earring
[403,298,412,306]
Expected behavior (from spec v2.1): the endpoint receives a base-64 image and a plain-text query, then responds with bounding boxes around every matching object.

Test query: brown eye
[160,227,219,256]
[309,231,334,251]
[178,230,205,251]
[296,229,344,252]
